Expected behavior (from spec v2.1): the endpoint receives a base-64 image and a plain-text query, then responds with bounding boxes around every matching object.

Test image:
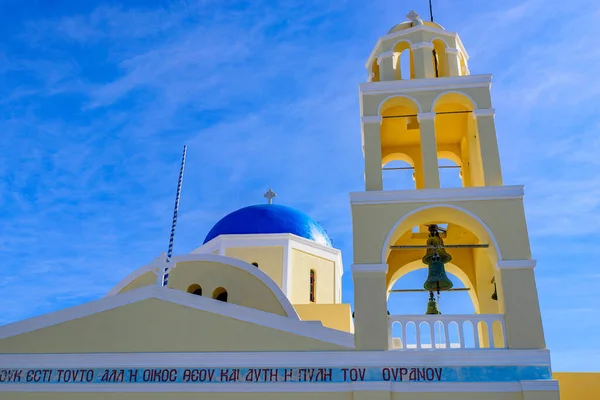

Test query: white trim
[376,93,422,115]
[107,258,158,297]
[365,25,462,69]
[378,50,395,59]
[411,41,435,50]
[0,381,530,393]
[282,241,292,296]
[378,203,504,263]
[359,74,492,96]
[0,286,356,348]
[497,260,536,270]
[0,349,551,368]
[361,116,382,124]
[445,48,460,55]
[417,112,436,122]
[520,380,560,392]
[474,108,496,118]
[431,89,478,110]
[351,264,388,274]
[429,36,450,47]
[171,253,298,318]
[350,185,524,205]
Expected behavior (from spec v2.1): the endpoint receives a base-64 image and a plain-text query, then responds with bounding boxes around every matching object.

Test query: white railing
[388,314,506,350]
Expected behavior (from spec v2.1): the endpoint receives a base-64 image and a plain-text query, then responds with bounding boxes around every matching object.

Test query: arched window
[213,287,228,302]
[252,262,259,268]
[309,269,316,303]
[187,284,202,296]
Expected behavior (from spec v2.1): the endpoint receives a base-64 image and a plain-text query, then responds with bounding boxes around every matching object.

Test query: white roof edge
[0,286,354,349]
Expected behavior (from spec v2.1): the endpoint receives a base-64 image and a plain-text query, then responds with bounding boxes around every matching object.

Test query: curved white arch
[107,253,300,320]
[377,93,423,115]
[380,203,502,264]
[391,38,413,47]
[431,90,478,111]
[429,36,450,47]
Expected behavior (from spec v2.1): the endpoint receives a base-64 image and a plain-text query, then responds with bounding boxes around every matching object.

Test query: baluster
[429,322,436,349]
[416,321,422,349]
[401,322,407,349]
[443,321,450,349]
[458,320,465,349]
[486,319,495,348]
[473,319,480,348]
[500,318,507,348]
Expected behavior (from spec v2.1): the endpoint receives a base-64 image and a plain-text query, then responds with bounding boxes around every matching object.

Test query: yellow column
[417,112,440,189]
[445,48,461,76]
[362,116,383,191]
[497,260,546,349]
[352,263,389,350]
[474,109,504,186]
[377,51,395,81]
[411,42,435,79]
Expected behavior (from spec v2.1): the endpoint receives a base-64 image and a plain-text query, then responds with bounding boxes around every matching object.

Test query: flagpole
[160,145,187,287]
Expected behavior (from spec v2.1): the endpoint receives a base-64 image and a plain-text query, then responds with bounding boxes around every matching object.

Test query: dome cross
[264,188,277,204]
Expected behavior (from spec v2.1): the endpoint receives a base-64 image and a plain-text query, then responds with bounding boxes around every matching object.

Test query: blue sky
[1,0,599,371]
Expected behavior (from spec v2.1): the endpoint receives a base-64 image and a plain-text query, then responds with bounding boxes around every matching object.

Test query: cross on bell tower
[264,188,277,204]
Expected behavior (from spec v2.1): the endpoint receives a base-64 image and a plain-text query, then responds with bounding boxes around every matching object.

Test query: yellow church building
[0,10,597,400]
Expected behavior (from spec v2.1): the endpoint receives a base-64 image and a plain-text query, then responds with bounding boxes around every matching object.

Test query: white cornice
[474,108,496,117]
[351,263,388,274]
[496,260,537,270]
[411,41,435,50]
[350,185,524,206]
[359,74,492,96]
[0,286,356,349]
[0,349,551,368]
[361,116,383,125]
[417,112,436,121]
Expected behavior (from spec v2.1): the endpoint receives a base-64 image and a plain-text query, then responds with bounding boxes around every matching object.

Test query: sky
[0,0,599,372]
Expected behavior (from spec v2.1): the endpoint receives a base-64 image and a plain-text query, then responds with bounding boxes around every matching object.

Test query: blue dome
[204,204,332,247]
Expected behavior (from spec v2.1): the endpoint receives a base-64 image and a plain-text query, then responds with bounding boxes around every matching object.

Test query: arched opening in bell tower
[382,155,416,190]
[382,205,505,349]
[432,91,484,187]
[379,95,425,188]
[431,39,450,77]
[437,152,463,188]
[393,41,413,80]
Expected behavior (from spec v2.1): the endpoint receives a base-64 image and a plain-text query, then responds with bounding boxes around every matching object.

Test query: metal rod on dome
[160,145,187,287]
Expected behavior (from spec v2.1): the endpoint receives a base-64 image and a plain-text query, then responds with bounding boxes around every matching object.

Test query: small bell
[491,280,498,301]
[425,292,441,315]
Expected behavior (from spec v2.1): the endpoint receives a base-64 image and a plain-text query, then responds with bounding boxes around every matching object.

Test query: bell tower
[351,10,547,359]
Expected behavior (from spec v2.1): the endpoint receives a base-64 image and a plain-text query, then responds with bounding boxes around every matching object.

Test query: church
[0,10,597,400]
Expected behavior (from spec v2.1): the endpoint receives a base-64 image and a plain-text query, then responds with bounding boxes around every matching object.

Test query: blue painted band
[0,365,552,385]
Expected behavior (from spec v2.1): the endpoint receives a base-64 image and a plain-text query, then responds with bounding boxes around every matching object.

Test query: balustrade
[388,314,506,350]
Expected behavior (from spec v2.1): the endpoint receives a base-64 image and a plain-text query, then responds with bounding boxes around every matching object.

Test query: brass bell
[423,225,453,292]
[425,292,441,315]
[424,254,454,292]
[491,278,498,301]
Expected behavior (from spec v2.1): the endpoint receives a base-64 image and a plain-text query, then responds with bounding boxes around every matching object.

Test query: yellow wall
[225,246,284,287]
[294,303,353,333]
[554,372,600,400]
[291,249,336,304]
[167,260,289,317]
[0,299,350,353]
